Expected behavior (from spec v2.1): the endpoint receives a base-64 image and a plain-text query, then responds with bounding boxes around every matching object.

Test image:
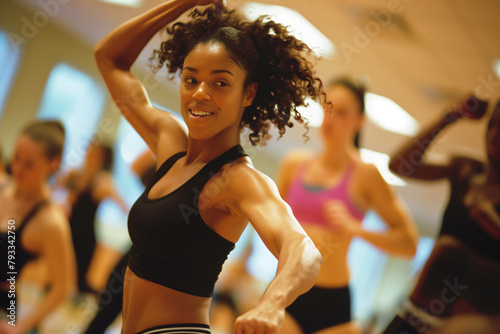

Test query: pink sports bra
[285,160,365,227]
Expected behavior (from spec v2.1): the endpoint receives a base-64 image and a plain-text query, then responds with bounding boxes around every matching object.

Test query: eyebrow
[183,67,235,77]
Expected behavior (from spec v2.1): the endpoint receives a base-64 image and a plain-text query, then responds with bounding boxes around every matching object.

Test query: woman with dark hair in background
[93,0,326,332]
[0,120,75,334]
[61,141,128,294]
[384,97,500,334]
[276,77,419,334]
[82,150,157,334]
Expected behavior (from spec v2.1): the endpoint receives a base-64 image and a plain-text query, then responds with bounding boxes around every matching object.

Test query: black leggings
[286,285,351,333]
[83,251,129,334]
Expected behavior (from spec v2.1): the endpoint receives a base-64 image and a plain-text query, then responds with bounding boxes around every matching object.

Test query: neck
[185,133,240,164]
[14,181,49,202]
[319,142,357,169]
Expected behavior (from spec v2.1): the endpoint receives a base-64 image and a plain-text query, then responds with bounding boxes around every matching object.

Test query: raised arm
[388,95,488,181]
[93,0,216,159]
[388,112,457,181]
[230,166,322,334]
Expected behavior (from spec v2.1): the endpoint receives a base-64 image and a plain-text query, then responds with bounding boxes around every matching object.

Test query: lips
[190,109,214,116]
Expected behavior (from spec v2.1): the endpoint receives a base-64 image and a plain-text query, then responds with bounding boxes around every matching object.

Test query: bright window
[0,30,22,120]
[37,63,106,172]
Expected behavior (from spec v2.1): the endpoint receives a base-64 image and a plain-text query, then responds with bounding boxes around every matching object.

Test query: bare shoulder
[222,158,279,198]
[33,202,69,235]
[352,160,388,191]
[277,149,314,182]
[353,160,383,179]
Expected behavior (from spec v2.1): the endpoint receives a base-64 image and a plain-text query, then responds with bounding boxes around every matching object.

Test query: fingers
[234,318,279,334]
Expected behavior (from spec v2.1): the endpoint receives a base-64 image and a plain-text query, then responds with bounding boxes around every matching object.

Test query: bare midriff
[302,225,353,288]
[122,266,212,334]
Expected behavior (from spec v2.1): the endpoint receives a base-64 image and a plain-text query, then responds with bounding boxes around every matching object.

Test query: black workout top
[127,145,247,297]
[440,172,500,263]
[0,200,48,282]
[69,181,99,232]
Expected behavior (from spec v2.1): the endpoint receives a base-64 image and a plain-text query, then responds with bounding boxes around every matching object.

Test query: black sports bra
[127,145,248,297]
[0,200,47,282]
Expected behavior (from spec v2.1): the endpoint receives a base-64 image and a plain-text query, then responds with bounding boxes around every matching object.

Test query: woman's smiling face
[180,42,256,143]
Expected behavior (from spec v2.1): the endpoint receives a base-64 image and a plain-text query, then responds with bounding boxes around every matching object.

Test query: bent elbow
[304,239,322,281]
[313,248,322,276]
[402,232,419,258]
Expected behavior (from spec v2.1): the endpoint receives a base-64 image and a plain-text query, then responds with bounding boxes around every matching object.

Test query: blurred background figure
[384,97,500,333]
[209,229,266,334]
[82,149,155,334]
[0,120,76,334]
[59,140,128,295]
[276,77,419,334]
[0,143,10,189]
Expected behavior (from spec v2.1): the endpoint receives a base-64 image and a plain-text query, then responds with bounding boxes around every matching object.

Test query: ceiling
[13,0,500,234]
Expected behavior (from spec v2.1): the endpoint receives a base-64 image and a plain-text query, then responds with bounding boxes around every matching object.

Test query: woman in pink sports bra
[276,77,419,334]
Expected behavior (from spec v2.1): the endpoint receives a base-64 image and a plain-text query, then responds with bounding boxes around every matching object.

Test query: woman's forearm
[389,116,455,177]
[259,234,321,309]
[356,225,418,258]
[94,0,193,70]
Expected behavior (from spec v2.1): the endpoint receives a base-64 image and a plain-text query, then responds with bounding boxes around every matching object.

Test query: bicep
[237,174,305,258]
[390,157,453,181]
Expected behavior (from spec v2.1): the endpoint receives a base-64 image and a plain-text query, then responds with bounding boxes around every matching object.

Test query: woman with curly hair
[94,1,323,333]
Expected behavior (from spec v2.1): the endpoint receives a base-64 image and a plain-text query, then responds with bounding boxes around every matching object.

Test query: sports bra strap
[17,200,49,232]
[205,145,247,171]
[147,151,187,188]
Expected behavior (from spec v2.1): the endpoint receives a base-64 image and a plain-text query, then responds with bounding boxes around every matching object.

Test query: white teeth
[191,109,213,116]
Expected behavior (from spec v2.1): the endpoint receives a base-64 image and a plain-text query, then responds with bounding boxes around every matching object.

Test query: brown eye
[214,81,228,87]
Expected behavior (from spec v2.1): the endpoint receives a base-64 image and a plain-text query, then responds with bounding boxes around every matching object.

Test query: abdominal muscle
[122,266,212,334]
[303,224,353,287]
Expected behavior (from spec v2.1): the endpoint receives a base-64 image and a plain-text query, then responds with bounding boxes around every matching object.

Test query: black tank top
[0,200,47,282]
[440,173,500,262]
[127,145,247,297]
[69,184,99,235]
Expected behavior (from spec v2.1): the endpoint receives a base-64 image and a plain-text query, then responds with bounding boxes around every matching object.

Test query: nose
[193,82,211,101]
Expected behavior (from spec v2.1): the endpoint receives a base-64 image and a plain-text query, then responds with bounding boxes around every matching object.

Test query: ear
[242,82,258,107]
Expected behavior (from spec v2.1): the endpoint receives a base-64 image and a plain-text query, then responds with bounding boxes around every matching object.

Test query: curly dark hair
[150,4,326,145]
